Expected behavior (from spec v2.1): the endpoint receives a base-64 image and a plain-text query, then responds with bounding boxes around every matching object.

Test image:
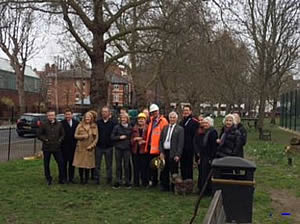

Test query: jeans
[115,149,131,184]
[95,147,113,182]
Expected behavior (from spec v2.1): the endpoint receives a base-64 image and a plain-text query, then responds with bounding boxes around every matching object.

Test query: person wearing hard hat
[131,113,149,187]
[145,104,169,187]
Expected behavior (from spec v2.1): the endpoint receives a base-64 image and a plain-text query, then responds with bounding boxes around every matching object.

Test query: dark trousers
[149,154,158,186]
[115,149,131,185]
[79,168,90,182]
[181,149,194,180]
[198,157,212,195]
[95,147,113,182]
[62,152,75,182]
[132,153,149,186]
[43,151,64,182]
[160,150,179,190]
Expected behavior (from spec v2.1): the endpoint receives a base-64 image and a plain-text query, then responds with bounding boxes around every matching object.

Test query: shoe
[106,178,112,185]
[95,179,100,185]
[125,183,132,189]
[112,183,120,189]
[59,180,65,184]
[69,180,76,184]
[47,179,52,186]
[80,178,84,185]
[134,183,140,187]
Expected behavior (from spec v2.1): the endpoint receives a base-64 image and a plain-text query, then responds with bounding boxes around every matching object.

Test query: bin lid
[212,157,256,170]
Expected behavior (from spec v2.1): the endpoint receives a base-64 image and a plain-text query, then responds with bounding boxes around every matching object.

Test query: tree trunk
[257,88,267,134]
[270,96,278,125]
[15,67,25,114]
[90,32,107,108]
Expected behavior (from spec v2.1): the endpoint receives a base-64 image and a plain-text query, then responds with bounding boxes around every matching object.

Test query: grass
[0,118,299,223]
[0,159,210,224]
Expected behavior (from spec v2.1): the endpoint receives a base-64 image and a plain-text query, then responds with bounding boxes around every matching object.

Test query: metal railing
[0,127,42,162]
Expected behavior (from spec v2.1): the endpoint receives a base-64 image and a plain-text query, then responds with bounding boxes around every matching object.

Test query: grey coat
[159,124,184,159]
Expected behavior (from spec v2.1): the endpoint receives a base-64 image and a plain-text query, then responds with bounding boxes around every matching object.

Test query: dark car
[16,113,47,137]
[56,113,82,122]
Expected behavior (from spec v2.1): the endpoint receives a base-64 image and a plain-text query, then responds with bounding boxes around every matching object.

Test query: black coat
[193,127,218,193]
[111,124,132,150]
[236,123,247,157]
[179,115,199,154]
[37,120,65,152]
[217,126,242,158]
[193,127,218,161]
[61,119,79,160]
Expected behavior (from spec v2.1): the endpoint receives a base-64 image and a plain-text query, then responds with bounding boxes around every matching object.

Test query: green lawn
[0,119,299,224]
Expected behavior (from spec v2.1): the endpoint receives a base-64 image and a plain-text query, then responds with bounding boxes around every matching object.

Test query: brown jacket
[73,122,98,169]
[131,124,148,154]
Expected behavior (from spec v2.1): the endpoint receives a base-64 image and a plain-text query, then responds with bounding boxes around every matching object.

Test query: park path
[270,189,300,223]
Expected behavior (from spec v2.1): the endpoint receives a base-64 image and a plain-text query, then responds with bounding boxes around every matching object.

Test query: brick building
[39,64,132,109]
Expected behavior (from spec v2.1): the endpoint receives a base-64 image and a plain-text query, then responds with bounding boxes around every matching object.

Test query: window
[82,81,86,86]
[114,84,119,90]
[113,94,119,102]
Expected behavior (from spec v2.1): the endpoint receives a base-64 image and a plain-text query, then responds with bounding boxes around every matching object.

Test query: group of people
[37,104,247,195]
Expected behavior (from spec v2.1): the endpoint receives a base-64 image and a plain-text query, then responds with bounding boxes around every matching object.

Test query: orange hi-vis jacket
[145,115,169,155]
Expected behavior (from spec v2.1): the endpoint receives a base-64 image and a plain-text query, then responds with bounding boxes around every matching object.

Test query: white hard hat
[149,104,159,113]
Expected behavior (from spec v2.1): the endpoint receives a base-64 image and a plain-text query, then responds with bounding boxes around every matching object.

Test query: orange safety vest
[145,115,169,155]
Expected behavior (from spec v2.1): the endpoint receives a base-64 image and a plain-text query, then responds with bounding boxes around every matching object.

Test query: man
[95,106,117,185]
[233,113,247,158]
[179,105,199,180]
[61,108,79,183]
[159,111,184,191]
[145,104,168,187]
[37,109,65,185]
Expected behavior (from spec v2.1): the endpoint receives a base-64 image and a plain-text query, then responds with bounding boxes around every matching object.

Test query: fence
[0,127,42,162]
[280,90,300,131]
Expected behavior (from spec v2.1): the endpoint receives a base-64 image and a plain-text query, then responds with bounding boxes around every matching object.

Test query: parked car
[16,113,47,137]
[56,113,82,122]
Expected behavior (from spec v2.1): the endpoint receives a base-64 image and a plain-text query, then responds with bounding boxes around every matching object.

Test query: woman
[131,113,149,187]
[73,111,98,184]
[193,116,218,195]
[111,113,133,189]
[216,114,242,158]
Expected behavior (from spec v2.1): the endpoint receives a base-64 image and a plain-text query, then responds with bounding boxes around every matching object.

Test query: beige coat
[73,122,98,169]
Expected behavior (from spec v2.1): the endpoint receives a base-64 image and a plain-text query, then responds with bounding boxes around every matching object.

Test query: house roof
[0,58,39,79]
[57,68,91,79]
[55,67,129,84]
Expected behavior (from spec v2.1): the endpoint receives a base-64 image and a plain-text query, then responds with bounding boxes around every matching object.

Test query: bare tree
[2,0,162,107]
[212,0,300,130]
[0,2,38,113]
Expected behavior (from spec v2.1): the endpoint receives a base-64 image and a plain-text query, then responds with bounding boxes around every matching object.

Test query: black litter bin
[211,156,256,224]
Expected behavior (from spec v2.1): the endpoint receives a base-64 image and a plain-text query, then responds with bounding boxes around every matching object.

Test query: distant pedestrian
[131,113,149,187]
[73,111,99,184]
[37,109,65,185]
[111,113,133,189]
[61,108,79,184]
[179,105,199,180]
[145,104,169,187]
[95,106,117,185]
